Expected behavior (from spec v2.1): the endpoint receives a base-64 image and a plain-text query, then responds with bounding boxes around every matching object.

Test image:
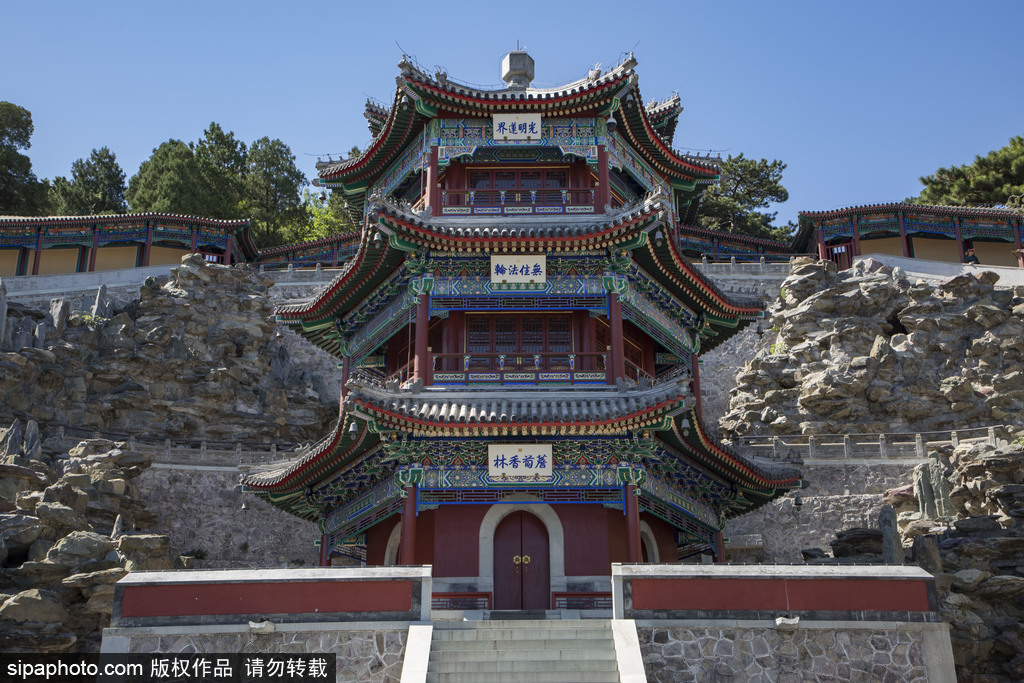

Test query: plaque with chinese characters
[490,254,546,284]
[492,113,541,141]
[488,444,553,480]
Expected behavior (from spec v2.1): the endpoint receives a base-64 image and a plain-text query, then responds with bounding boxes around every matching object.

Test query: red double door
[493,511,550,610]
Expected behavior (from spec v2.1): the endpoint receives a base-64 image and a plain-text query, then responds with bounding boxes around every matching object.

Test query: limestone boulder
[45,531,115,568]
[0,588,68,624]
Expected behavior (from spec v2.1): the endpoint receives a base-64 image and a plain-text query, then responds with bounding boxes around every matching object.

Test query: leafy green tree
[697,153,791,241]
[49,146,127,215]
[241,137,308,248]
[126,139,216,215]
[290,189,358,243]
[0,102,48,215]
[194,122,247,219]
[911,136,1024,207]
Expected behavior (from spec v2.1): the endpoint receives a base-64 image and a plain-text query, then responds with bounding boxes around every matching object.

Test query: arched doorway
[493,511,550,610]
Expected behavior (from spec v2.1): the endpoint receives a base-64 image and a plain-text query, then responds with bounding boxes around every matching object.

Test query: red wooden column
[413,294,429,383]
[339,356,351,413]
[1015,219,1024,267]
[690,351,703,418]
[816,223,826,261]
[319,533,331,567]
[714,531,726,563]
[143,223,153,266]
[190,227,198,254]
[32,228,42,275]
[596,145,609,210]
[608,292,625,384]
[851,215,861,257]
[400,486,417,564]
[224,234,234,266]
[88,225,99,272]
[625,483,641,563]
[424,147,441,216]
[898,212,911,257]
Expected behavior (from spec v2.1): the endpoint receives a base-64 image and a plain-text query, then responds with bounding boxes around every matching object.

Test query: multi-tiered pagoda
[244,52,800,610]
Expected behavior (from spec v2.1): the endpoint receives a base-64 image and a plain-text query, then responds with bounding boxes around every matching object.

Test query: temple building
[795,203,1024,270]
[243,52,801,610]
[0,213,255,276]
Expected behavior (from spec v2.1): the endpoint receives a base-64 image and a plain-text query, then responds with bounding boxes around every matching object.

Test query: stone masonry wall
[120,628,407,683]
[133,465,321,569]
[639,625,932,682]
[726,462,917,563]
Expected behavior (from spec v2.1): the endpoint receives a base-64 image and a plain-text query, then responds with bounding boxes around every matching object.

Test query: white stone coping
[399,623,433,683]
[116,565,433,585]
[857,252,1024,287]
[611,563,932,581]
[611,619,647,683]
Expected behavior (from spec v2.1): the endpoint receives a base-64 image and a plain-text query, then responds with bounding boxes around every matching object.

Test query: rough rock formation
[0,255,335,443]
[900,437,1024,681]
[720,257,1024,437]
[0,419,182,652]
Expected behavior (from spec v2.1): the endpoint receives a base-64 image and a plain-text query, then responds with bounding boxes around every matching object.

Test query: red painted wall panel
[433,505,487,577]
[607,509,628,565]
[415,509,436,567]
[631,577,931,613]
[556,505,610,576]
[365,519,399,566]
[119,580,412,618]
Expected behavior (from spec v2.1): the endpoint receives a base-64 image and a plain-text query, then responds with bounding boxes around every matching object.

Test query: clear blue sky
[3,1,1022,228]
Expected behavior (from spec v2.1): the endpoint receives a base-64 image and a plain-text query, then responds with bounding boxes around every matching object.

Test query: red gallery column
[413,293,429,384]
[424,146,441,216]
[625,483,641,563]
[608,292,625,384]
[690,351,703,418]
[595,145,609,210]
[400,486,417,564]
[319,533,331,566]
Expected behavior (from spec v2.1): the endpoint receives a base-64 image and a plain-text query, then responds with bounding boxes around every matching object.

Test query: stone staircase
[425,619,621,682]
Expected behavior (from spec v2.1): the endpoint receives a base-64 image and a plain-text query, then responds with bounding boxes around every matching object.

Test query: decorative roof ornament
[501,50,535,90]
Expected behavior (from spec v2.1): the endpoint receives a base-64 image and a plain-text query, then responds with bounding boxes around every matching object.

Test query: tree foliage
[126,124,310,248]
[911,136,1024,207]
[126,139,215,216]
[193,123,247,219]
[697,153,791,241]
[0,101,48,215]
[241,137,308,248]
[49,146,127,215]
[291,189,357,243]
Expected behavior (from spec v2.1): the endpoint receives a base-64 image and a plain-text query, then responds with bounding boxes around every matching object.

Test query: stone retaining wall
[725,462,917,562]
[134,465,321,569]
[639,623,941,683]
[105,626,406,683]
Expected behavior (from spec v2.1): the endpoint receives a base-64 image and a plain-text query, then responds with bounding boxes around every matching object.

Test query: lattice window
[467,318,491,354]
[495,317,517,353]
[521,317,543,353]
[548,317,571,354]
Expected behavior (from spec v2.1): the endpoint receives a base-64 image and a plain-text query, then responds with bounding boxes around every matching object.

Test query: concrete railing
[692,256,793,279]
[732,425,1003,463]
[2,262,340,302]
[48,425,306,470]
[856,253,1024,288]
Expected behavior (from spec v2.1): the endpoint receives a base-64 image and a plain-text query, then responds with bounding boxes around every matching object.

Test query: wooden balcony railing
[430,351,607,386]
[440,187,596,216]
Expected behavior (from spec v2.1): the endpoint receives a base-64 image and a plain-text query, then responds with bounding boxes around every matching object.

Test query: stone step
[431,637,614,652]
[436,619,601,629]
[424,671,620,683]
[432,627,611,642]
[429,647,617,662]
[427,658,618,674]
[425,619,620,683]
